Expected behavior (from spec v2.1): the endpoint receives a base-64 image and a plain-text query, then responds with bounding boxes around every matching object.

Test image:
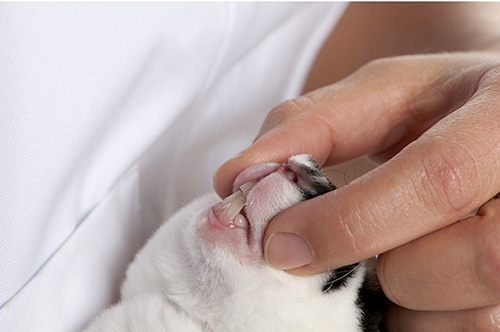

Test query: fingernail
[264,232,313,270]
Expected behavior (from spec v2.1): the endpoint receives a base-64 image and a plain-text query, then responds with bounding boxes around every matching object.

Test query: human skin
[213,3,500,331]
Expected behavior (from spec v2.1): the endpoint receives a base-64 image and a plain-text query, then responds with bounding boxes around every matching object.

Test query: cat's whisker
[322,264,362,294]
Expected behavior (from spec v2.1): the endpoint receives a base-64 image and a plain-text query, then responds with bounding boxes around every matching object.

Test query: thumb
[263,101,500,275]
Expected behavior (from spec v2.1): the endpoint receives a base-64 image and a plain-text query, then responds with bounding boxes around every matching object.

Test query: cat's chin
[199,160,306,264]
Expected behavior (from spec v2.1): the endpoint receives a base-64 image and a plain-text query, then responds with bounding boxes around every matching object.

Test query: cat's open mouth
[209,161,303,231]
[202,156,320,262]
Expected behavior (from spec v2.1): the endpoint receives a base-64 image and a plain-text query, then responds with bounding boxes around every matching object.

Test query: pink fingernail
[265,233,313,270]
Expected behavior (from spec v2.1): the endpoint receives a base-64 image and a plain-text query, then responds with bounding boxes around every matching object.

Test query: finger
[378,197,500,311]
[263,66,500,275]
[213,54,488,198]
[385,302,500,332]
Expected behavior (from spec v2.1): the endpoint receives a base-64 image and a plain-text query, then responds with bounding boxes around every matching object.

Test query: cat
[84,154,385,332]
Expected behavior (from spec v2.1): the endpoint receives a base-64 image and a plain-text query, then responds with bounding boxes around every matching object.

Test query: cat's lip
[208,191,250,231]
[206,167,279,233]
[231,163,281,194]
[205,163,285,233]
[202,160,303,262]
[229,161,301,220]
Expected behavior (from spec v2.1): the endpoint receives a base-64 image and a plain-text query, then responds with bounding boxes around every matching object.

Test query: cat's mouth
[208,161,301,231]
[203,158,312,262]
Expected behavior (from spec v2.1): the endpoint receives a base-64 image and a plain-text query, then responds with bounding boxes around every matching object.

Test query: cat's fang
[210,187,251,230]
[211,192,249,230]
[223,192,246,220]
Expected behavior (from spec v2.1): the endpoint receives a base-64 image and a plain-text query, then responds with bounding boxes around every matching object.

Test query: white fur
[84,157,367,332]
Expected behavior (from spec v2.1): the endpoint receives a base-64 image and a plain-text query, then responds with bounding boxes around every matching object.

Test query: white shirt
[0,3,347,331]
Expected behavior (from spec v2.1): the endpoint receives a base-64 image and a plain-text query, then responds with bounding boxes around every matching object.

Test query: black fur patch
[356,261,387,332]
[295,158,361,293]
[297,157,336,199]
[322,263,360,292]
[294,156,361,292]
[296,156,386,330]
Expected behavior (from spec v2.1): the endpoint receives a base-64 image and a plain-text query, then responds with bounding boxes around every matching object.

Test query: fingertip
[213,132,309,198]
[264,232,313,271]
[263,231,334,276]
[262,201,341,276]
[213,143,277,198]
[213,152,248,199]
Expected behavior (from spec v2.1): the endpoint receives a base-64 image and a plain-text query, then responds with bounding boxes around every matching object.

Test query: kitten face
[119,155,381,332]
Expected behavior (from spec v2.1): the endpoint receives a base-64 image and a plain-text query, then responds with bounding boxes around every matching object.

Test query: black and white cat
[84,155,385,332]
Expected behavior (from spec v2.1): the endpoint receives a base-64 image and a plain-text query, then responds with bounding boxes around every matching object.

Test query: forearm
[305,2,500,92]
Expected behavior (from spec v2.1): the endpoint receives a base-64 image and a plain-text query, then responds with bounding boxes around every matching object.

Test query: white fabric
[0,2,348,331]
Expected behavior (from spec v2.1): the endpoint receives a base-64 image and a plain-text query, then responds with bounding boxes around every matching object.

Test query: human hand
[213,52,500,330]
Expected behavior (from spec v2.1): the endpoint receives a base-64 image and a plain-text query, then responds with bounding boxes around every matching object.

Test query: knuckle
[334,215,364,259]
[419,140,481,219]
[322,193,366,262]
[363,57,401,73]
[260,97,316,137]
[262,101,295,131]
[334,201,372,260]
[479,63,500,92]
[265,97,313,125]
[352,58,396,84]
[361,57,389,72]
[359,56,415,79]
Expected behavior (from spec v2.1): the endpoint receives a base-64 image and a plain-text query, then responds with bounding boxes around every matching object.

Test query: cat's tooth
[221,191,243,208]
[239,180,258,198]
[225,193,246,220]
[214,191,246,227]
[233,214,249,229]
